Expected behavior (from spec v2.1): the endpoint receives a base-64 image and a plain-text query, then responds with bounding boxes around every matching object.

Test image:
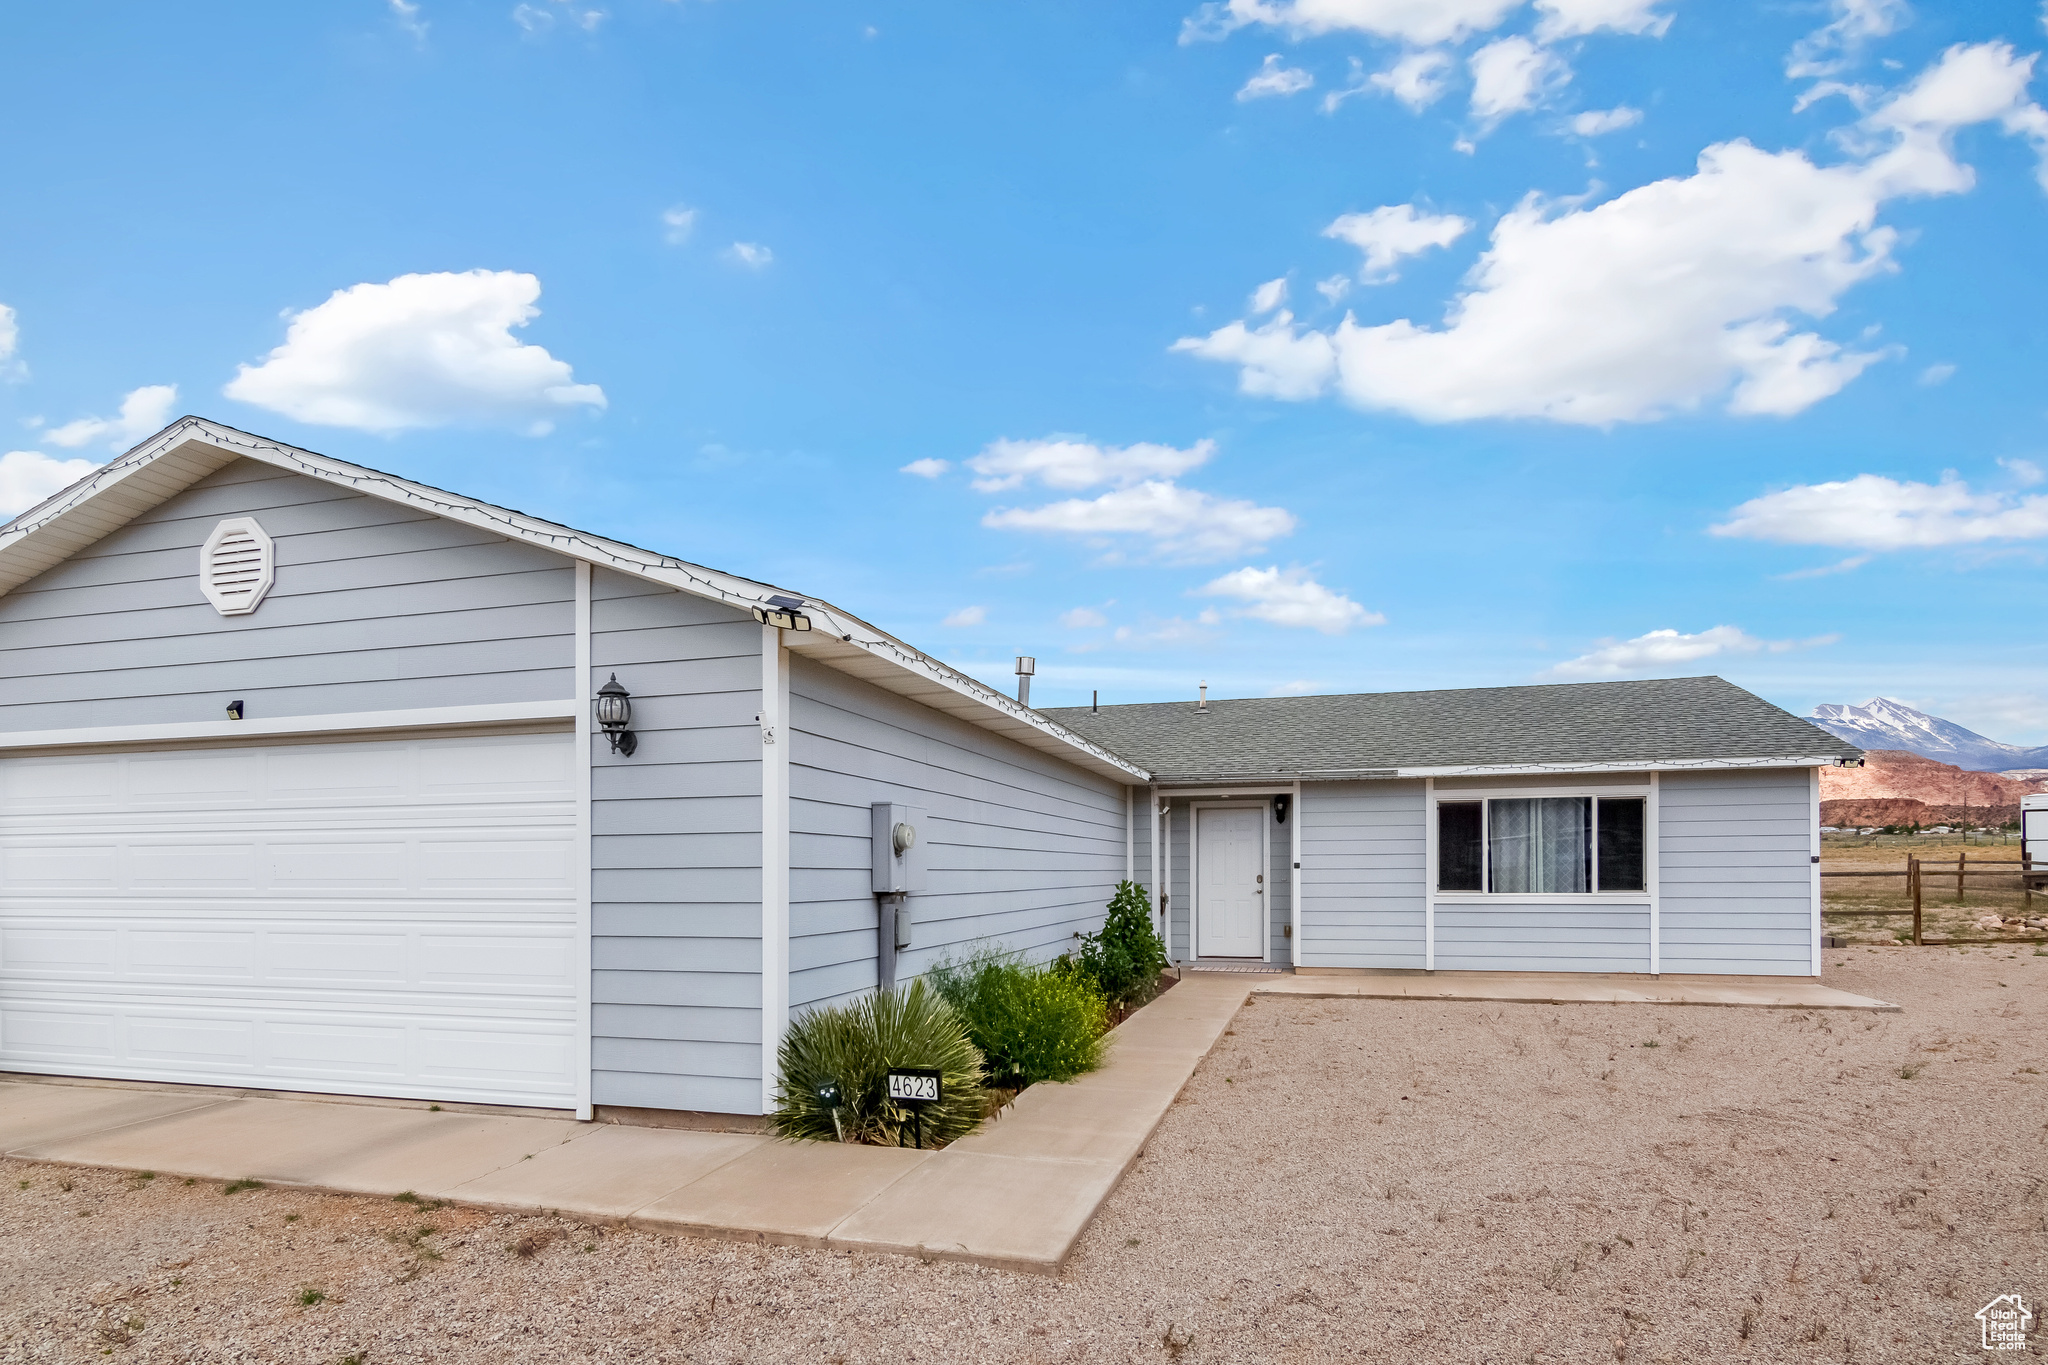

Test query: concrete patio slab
[634,1139,931,1247]
[0,1081,227,1152]
[12,1093,444,1181]
[302,1110,592,1199]
[449,1123,761,1217]
[826,1151,1127,1273]
[1266,969,1898,1011]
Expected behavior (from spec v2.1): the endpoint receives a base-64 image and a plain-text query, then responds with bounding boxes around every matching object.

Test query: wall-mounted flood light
[594,673,637,757]
[225,699,245,721]
[752,594,813,631]
[1015,655,1036,707]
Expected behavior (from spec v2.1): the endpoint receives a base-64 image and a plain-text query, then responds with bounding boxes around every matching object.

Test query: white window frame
[1430,783,1654,905]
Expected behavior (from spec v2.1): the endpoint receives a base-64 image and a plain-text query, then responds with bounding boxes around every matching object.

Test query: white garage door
[0,730,580,1109]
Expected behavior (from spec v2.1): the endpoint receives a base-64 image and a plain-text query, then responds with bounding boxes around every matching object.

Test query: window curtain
[1488,797,1590,893]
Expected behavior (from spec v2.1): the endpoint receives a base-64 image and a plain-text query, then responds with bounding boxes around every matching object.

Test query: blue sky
[2,0,2045,739]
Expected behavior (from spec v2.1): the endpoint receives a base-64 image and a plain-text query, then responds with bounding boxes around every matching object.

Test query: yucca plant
[930,949,1106,1090]
[772,979,986,1146]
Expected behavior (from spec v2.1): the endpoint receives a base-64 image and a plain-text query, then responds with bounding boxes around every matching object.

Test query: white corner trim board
[199,516,274,615]
[759,624,792,1116]
[573,561,596,1121]
[0,700,581,752]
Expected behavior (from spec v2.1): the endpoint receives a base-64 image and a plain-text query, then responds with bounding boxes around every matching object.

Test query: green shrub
[930,950,1106,1089]
[1069,879,1169,1007]
[772,979,986,1146]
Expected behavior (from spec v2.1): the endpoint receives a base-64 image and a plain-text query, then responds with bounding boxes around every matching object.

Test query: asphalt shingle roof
[1040,675,1861,782]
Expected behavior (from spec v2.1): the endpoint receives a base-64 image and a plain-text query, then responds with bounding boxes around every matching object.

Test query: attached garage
[0,417,1143,1121]
[0,729,583,1108]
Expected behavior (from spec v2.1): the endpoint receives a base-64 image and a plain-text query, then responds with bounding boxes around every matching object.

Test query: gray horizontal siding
[1434,906,1651,973]
[1658,767,1815,976]
[0,460,573,732]
[588,569,764,1112]
[1300,780,1426,969]
[787,655,1125,1014]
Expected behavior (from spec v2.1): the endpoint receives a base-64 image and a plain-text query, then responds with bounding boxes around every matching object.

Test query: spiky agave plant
[773,979,987,1146]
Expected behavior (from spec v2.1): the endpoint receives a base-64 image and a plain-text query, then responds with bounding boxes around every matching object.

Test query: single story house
[0,418,1863,1122]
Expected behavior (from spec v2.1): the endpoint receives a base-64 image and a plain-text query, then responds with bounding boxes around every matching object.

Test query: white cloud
[1775,553,1872,579]
[1060,606,1110,629]
[1176,44,2048,425]
[1182,0,1522,46]
[1534,0,1670,40]
[725,242,773,268]
[513,0,603,33]
[1711,473,2048,550]
[1788,0,1909,80]
[1468,36,1568,125]
[661,204,697,245]
[2000,457,2044,486]
[1267,679,1324,696]
[43,385,180,451]
[1239,54,1314,100]
[1173,311,1337,399]
[1916,362,1955,385]
[0,450,97,518]
[942,605,987,627]
[223,270,605,435]
[1365,48,1453,110]
[1571,105,1643,136]
[983,482,1296,561]
[0,303,22,380]
[1316,274,1353,303]
[1249,277,1289,314]
[899,457,950,478]
[966,436,1215,492]
[1197,565,1383,633]
[1112,614,1222,647]
[1323,203,1472,282]
[1544,625,1823,679]
[390,0,428,40]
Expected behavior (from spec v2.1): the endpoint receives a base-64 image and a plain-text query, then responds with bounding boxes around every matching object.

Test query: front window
[1437,796,1646,894]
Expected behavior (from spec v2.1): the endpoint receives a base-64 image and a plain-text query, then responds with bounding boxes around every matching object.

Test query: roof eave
[1148,753,1859,784]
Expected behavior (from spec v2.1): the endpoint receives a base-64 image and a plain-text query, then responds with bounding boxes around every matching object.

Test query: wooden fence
[1821,853,2044,946]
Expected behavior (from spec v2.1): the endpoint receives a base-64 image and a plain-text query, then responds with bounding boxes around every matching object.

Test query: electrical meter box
[871,802,929,895]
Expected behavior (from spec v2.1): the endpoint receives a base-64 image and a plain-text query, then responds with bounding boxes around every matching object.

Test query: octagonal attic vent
[199,517,275,616]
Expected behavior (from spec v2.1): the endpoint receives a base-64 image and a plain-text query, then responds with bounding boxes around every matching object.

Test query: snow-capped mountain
[1810,698,2048,772]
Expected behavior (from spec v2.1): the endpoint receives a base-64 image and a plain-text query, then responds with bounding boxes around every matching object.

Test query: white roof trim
[0,417,1150,784]
[1150,755,1851,784]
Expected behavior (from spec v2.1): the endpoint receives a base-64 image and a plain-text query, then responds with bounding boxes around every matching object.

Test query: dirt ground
[3,949,2043,1364]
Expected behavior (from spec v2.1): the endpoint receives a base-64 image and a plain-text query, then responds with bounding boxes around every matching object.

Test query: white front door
[0,730,581,1109]
[1196,805,1265,959]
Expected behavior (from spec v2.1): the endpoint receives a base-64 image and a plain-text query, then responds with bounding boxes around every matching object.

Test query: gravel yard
[3,949,2042,1364]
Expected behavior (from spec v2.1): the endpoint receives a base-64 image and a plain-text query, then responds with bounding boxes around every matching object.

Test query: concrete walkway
[0,967,1896,1277]
[0,974,1250,1277]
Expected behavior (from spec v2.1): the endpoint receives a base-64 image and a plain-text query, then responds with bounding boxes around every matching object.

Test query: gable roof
[1042,676,1862,783]
[0,417,1148,783]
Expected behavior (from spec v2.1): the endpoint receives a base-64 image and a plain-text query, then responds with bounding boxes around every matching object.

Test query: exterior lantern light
[594,673,637,757]
[752,594,812,632]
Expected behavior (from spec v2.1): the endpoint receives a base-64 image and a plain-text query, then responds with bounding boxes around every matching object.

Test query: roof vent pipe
[1092,690,1098,714]
[1015,655,1036,707]
[1198,680,1207,711]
